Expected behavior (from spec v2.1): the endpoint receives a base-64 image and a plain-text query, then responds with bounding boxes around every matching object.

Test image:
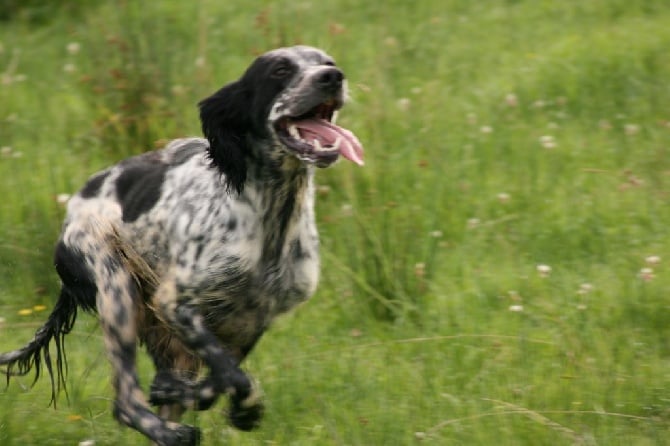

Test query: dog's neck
[244,155,316,262]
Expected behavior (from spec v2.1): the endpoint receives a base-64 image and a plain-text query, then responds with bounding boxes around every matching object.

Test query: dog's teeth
[288,124,301,139]
[331,110,339,124]
[332,136,342,151]
[313,139,323,152]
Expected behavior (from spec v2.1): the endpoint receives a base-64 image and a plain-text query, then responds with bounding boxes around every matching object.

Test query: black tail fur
[0,287,79,406]
[1,241,97,406]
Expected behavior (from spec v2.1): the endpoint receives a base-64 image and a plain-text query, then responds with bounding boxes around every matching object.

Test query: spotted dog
[0,45,364,446]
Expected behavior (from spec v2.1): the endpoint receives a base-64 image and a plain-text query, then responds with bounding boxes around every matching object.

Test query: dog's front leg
[153,274,263,430]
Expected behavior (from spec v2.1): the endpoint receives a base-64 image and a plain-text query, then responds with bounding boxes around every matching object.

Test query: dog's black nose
[317,67,344,91]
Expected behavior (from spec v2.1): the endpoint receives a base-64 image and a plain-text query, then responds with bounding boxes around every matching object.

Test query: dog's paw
[227,380,264,431]
[162,424,201,446]
[150,371,185,406]
[228,398,264,431]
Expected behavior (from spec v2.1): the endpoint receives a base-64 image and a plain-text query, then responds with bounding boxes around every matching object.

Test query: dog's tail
[0,287,79,406]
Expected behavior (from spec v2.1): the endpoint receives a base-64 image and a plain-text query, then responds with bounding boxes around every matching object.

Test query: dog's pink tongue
[292,119,364,166]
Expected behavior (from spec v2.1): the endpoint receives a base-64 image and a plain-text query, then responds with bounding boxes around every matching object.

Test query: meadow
[1,0,669,444]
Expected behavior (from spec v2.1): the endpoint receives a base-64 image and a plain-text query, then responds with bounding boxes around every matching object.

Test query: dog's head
[199,46,364,193]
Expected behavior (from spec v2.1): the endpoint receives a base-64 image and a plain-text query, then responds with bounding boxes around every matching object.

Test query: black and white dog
[0,45,363,446]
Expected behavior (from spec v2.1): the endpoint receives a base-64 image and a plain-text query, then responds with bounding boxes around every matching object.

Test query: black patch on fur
[115,159,168,222]
[289,239,309,260]
[193,235,206,261]
[80,170,111,198]
[54,240,97,313]
[227,217,238,231]
[199,82,251,195]
[199,53,298,194]
[267,180,301,257]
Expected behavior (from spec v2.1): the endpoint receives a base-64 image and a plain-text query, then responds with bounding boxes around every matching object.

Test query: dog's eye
[272,64,292,78]
[324,60,336,67]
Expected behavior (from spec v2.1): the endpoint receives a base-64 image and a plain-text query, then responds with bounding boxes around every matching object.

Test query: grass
[1,0,670,444]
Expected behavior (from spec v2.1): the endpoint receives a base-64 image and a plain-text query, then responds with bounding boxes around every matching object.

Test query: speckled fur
[0,46,351,446]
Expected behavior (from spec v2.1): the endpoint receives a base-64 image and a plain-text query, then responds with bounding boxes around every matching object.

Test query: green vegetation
[1,1,669,444]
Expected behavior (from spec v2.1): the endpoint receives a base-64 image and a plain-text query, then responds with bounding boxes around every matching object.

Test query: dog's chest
[163,196,320,318]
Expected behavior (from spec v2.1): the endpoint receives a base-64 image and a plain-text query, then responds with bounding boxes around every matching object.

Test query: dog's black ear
[199,81,251,194]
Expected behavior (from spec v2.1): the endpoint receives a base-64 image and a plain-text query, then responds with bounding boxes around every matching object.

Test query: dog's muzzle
[273,67,364,168]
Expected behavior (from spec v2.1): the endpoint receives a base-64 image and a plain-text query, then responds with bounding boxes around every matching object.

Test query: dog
[0,45,363,446]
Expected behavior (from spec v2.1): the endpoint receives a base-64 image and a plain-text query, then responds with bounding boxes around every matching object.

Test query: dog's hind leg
[152,273,264,430]
[93,248,200,446]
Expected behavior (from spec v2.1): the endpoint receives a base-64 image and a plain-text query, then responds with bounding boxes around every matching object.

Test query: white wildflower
[577,283,593,295]
[624,124,640,136]
[56,194,71,205]
[66,42,81,55]
[645,255,661,265]
[505,93,518,107]
[497,192,510,203]
[396,97,411,111]
[536,264,552,277]
[639,268,654,282]
[539,135,557,149]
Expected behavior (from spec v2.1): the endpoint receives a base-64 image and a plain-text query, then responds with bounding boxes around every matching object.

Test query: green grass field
[1,1,669,444]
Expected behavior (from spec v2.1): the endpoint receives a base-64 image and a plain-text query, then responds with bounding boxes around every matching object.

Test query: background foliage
[1,0,669,444]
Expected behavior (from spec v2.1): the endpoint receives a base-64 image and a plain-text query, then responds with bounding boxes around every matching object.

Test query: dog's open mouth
[274,100,364,167]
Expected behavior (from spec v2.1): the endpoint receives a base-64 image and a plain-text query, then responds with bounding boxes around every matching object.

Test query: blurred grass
[1,0,670,445]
